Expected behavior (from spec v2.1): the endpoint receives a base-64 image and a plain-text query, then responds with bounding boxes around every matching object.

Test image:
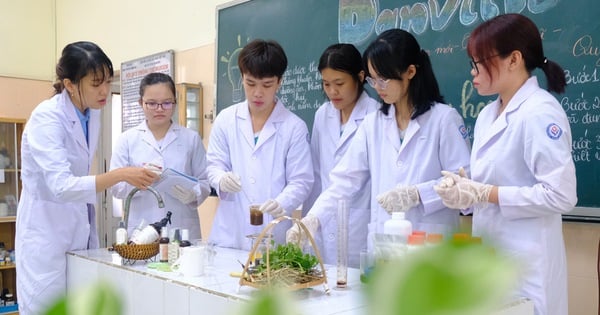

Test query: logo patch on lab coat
[546,123,562,140]
[458,125,468,139]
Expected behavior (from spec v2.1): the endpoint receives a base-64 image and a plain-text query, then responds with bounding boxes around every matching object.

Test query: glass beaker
[249,204,263,225]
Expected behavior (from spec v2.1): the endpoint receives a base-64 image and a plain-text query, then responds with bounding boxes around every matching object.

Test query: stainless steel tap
[123,186,165,229]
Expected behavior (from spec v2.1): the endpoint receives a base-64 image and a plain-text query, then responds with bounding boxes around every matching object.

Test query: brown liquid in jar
[249,205,263,225]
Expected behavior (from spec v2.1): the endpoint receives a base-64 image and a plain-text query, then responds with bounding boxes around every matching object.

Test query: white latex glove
[169,184,196,204]
[376,185,420,214]
[219,172,242,193]
[286,215,320,248]
[143,162,163,176]
[259,199,286,218]
[434,171,493,209]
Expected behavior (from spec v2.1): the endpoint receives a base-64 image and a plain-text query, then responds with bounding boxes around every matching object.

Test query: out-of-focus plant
[232,288,298,315]
[44,281,122,315]
[366,241,518,315]
[236,240,518,315]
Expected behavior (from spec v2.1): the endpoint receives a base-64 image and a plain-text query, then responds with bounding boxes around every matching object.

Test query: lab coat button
[396,161,403,167]
[328,233,335,240]
[250,178,256,184]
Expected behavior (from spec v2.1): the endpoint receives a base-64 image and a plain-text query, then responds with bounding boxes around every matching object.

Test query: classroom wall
[0,1,597,314]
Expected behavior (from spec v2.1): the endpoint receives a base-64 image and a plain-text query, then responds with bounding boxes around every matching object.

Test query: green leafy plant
[44,281,122,315]
[256,243,318,274]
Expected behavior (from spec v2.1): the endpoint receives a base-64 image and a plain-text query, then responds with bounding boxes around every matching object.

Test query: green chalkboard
[216,0,600,212]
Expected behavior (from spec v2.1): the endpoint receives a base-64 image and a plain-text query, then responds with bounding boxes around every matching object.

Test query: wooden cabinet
[175,83,203,136]
[0,118,24,309]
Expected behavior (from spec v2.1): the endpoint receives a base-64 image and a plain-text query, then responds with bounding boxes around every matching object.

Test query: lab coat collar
[60,90,90,154]
[333,92,373,153]
[476,76,539,153]
[237,99,286,151]
[383,104,421,153]
[137,120,179,152]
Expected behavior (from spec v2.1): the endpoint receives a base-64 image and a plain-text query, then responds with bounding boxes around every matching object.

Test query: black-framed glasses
[469,54,502,74]
[144,101,176,110]
[365,76,390,90]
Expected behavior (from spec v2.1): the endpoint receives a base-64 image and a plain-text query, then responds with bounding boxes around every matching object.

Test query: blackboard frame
[215,0,600,218]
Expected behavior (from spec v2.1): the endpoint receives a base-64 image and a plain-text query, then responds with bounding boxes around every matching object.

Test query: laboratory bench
[66,247,533,315]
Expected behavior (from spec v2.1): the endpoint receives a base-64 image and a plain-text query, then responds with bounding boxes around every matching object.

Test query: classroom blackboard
[215,0,600,215]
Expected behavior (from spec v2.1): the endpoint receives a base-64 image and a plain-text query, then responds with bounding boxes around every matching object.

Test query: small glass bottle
[179,229,191,257]
[159,227,169,263]
[4,293,14,306]
[168,228,181,264]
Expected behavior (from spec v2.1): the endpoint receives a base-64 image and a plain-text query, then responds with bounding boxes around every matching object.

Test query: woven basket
[239,216,330,293]
[113,242,159,261]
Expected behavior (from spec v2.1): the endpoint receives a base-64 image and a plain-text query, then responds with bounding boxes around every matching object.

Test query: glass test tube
[337,199,349,288]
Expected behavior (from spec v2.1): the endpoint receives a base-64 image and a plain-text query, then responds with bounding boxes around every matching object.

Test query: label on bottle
[159,243,169,262]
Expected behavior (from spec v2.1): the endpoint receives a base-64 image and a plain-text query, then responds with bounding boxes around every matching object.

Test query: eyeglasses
[144,101,175,110]
[365,76,390,90]
[469,54,502,74]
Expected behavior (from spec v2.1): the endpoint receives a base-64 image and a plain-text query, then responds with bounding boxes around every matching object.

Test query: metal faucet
[123,186,165,229]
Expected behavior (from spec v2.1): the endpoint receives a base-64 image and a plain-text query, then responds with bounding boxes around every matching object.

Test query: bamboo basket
[239,216,330,294]
[113,242,159,262]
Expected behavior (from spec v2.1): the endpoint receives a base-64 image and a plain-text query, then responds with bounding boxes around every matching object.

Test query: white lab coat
[15,90,100,315]
[470,77,577,315]
[207,100,313,250]
[308,103,471,249]
[304,92,379,267]
[110,120,210,240]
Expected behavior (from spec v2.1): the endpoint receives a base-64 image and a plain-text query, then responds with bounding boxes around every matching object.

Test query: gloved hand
[286,215,320,248]
[434,171,493,209]
[259,199,286,218]
[169,185,196,204]
[219,172,242,193]
[376,185,420,214]
[143,162,163,176]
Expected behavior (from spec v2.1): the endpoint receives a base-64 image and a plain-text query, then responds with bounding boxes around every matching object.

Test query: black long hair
[363,29,444,118]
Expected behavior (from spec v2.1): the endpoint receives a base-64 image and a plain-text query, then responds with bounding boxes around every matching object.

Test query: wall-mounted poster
[120,50,174,131]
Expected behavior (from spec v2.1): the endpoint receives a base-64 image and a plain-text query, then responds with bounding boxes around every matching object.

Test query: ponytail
[540,58,566,94]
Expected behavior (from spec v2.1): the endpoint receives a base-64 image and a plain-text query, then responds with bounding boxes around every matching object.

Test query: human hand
[433,171,492,209]
[286,215,320,247]
[259,199,286,218]
[169,185,196,204]
[376,185,420,214]
[123,167,159,189]
[219,172,242,193]
[142,162,163,176]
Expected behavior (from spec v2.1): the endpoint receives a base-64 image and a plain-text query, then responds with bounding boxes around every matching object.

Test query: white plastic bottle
[383,212,412,240]
[381,212,412,260]
[115,221,128,245]
[128,219,146,243]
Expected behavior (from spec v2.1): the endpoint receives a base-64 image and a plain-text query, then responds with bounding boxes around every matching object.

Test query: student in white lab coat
[303,43,379,268]
[288,29,471,249]
[207,39,313,250]
[434,14,577,315]
[110,72,210,240]
[15,42,158,315]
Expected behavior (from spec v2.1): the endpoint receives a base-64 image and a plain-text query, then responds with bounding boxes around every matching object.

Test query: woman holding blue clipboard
[110,72,210,239]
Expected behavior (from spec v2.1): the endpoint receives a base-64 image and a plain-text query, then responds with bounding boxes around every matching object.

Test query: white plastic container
[115,221,128,245]
[383,212,412,239]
